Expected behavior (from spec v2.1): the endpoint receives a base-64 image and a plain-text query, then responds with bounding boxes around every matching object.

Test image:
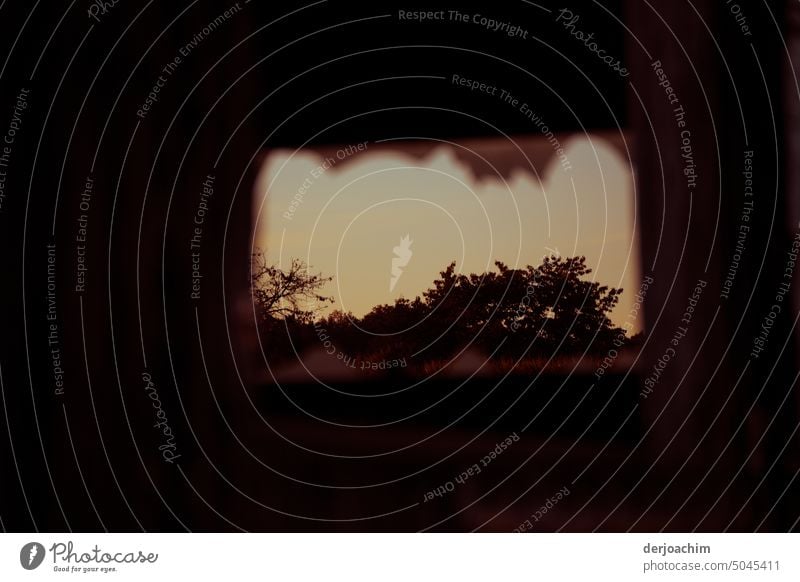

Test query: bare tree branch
[251,250,333,323]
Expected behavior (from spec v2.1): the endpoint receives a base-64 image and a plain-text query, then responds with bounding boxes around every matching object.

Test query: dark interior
[0,0,798,531]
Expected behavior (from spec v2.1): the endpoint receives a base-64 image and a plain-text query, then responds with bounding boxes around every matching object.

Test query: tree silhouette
[255,254,628,366]
[251,250,333,324]
[361,255,625,358]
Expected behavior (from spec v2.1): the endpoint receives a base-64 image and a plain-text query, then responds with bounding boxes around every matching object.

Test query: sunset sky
[254,133,641,331]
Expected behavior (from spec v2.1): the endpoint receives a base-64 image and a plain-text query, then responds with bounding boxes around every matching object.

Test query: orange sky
[254,133,641,331]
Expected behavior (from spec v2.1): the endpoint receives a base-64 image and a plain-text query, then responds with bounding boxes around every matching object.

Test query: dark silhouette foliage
[253,254,627,364]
